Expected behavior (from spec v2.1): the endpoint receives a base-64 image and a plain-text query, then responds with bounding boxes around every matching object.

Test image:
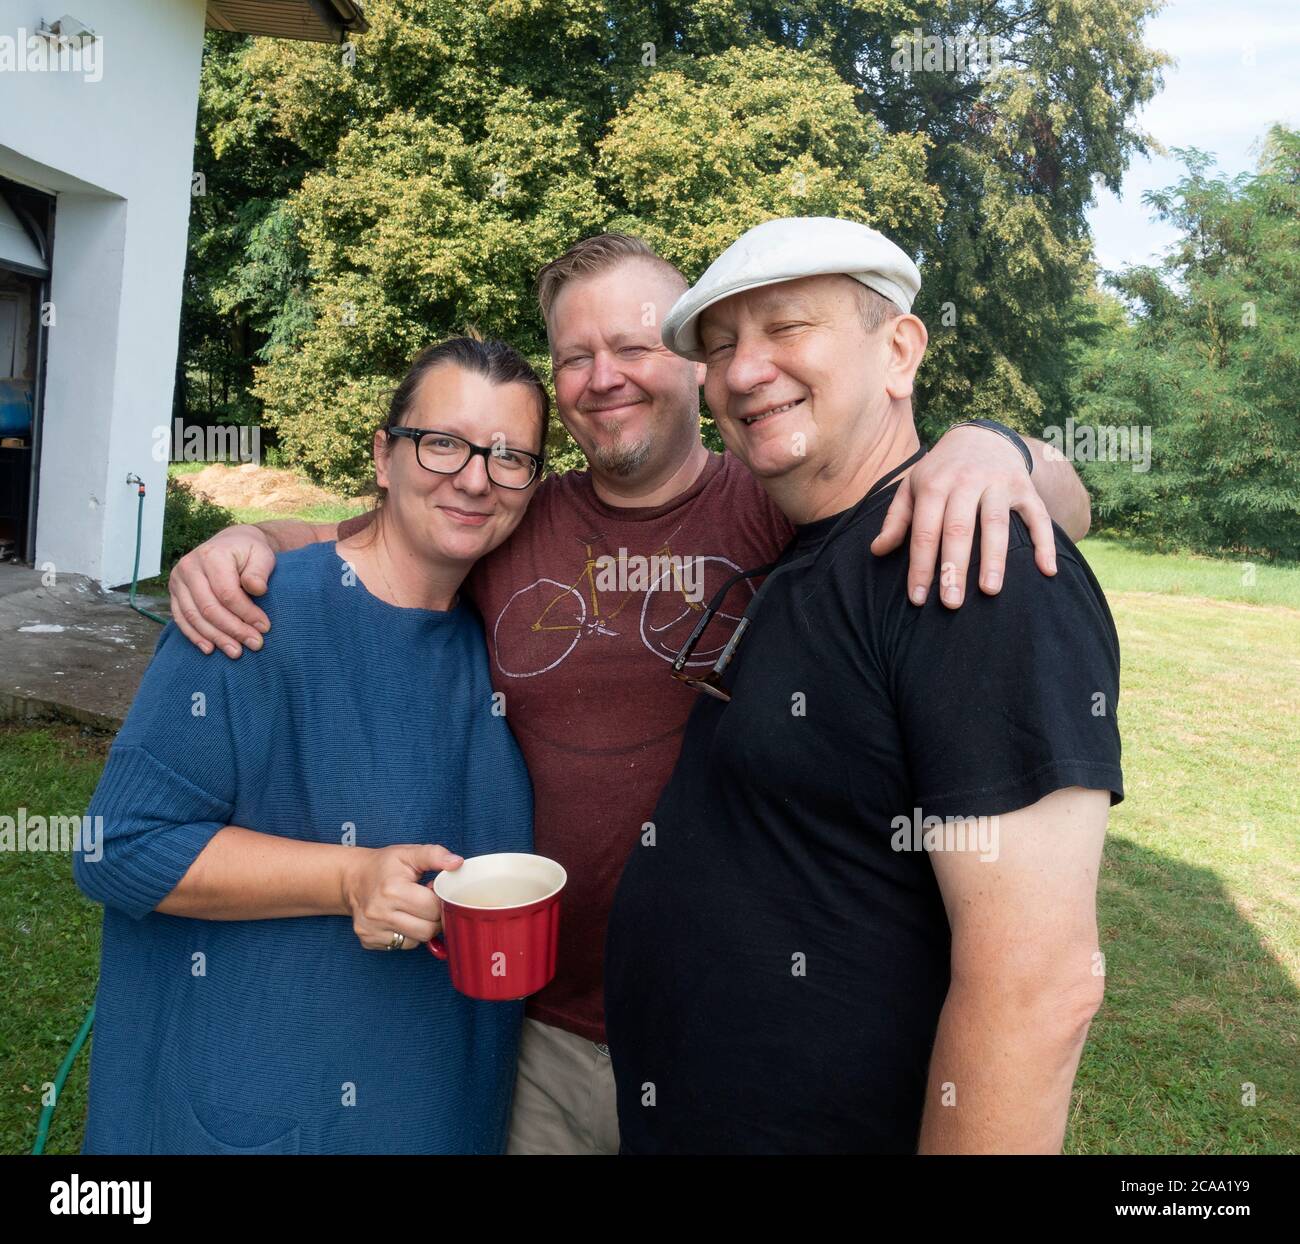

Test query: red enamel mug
[426,853,566,1001]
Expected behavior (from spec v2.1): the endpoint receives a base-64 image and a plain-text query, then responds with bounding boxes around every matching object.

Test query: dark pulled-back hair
[387,334,550,445]
[359,334,550,538]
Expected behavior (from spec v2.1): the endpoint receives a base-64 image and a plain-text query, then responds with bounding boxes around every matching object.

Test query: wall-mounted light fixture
[35,15,100,46]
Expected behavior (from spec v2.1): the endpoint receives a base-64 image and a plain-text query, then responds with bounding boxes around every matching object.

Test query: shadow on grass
[1069,834,1299,1154]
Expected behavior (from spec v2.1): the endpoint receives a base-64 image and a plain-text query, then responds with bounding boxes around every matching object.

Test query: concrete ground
[0,562,172,731]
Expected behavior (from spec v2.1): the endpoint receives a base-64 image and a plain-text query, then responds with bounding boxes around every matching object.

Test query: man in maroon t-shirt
[168,234,1090,1154]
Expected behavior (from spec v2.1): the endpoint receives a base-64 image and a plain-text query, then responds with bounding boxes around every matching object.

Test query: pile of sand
[176,463,368,514]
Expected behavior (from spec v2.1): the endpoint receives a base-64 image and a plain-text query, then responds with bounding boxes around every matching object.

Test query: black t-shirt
[603,478,1124,1154]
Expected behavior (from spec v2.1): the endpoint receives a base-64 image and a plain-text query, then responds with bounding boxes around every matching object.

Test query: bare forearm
[1025,438,1091,542]
[155,825,357,920]
[916,983,1096,1153]
[254,518,342,554]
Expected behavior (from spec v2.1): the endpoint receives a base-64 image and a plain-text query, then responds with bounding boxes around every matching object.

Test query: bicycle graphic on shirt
[492,539,756,679]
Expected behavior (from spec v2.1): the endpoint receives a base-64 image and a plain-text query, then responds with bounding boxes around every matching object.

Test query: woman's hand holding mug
[341,843,464,951]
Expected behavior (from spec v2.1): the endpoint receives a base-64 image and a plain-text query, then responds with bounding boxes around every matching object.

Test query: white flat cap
[662,216,921,361]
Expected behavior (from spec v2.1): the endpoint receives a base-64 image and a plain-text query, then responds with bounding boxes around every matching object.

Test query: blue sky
[1085,0,1300,276]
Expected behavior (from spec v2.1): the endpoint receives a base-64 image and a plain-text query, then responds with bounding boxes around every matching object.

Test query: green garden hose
[33,476,166,1153]
[125,475,168,625]
[30,1004,95,1154]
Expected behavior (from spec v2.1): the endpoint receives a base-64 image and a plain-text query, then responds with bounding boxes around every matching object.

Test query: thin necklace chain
[370,540,457,611]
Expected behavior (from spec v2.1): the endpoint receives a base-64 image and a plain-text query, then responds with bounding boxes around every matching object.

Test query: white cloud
[1086,0,1299,270]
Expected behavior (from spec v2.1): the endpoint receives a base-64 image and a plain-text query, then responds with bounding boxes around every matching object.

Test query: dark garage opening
[0,176,53,565]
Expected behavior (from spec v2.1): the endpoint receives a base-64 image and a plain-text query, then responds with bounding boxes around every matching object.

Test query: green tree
[185,0,1167,487]
[181,32,319,428]
[256,98,609,486]
[1074,126,1300,560]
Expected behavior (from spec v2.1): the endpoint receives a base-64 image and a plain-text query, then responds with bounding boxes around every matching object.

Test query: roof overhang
[205,0,368,44]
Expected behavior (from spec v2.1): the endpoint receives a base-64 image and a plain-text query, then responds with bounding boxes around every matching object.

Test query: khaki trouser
[506,1017,619,1155]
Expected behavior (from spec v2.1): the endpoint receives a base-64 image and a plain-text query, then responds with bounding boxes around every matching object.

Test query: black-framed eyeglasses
[387,426,544,490]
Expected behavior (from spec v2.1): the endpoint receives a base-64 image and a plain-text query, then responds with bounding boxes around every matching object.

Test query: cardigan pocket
[154,1093,302,1155]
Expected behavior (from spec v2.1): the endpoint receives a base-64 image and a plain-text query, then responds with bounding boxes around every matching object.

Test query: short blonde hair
[535,233,686,320]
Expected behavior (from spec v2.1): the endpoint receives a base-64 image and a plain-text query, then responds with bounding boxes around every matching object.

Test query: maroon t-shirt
[342,452,792,1041]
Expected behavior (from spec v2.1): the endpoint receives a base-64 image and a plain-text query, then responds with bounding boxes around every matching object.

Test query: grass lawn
[224,502,367,526]
[1068,554,1299,1153]
[0,727,109,1155]
[1,537,1296,1154]
[1079,536,1300,609]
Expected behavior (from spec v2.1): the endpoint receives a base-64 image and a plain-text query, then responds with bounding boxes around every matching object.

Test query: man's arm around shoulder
[167,511,370,658]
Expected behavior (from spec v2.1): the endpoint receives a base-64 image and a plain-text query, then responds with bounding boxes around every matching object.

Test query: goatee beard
[589,430,652,478]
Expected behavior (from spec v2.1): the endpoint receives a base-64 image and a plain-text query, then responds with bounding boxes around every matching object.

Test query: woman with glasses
[74,336,548,1154]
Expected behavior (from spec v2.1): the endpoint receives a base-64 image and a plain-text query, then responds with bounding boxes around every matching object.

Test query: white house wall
[0,0,207,585]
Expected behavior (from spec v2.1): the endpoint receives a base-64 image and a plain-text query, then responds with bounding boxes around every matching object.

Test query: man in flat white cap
[605,216,1124,1154]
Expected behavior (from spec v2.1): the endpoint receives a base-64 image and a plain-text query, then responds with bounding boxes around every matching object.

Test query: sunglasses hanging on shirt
[670,445,929,702]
